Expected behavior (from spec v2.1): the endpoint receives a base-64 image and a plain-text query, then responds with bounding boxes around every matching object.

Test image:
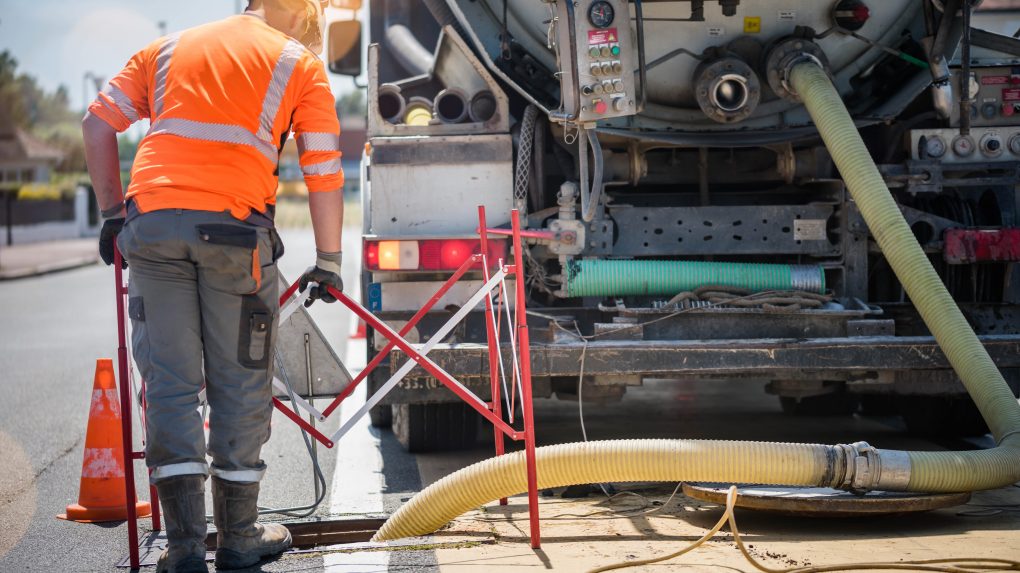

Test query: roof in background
[979,0,1020,10]
[0,129,65,163]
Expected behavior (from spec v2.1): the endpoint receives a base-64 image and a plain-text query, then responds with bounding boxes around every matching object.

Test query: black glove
[99,217,126,268]
[299,250,343,307]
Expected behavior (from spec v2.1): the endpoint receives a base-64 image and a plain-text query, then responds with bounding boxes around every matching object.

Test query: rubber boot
[154,475,209,573]
[212,477,292,570]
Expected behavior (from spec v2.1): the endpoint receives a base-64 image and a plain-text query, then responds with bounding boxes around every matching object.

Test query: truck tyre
[367,368,392,428]
[897,396,990,437]
[858,394,899,416]
[392,403,479,453]
[369,404,393,428]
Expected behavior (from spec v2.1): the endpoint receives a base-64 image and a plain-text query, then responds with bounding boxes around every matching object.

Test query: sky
[0,0,362,113]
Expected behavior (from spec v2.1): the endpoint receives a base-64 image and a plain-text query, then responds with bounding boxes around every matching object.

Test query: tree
[0,50,84,172]
[336,89,366,118]
[0,51,29,130]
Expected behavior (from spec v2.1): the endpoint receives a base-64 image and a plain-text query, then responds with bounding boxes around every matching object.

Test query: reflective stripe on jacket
[88,14,343,221]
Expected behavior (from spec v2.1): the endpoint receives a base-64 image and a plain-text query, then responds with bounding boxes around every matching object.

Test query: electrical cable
[590,486,1020,573]
[212,348,328,520]
[268,348,328,518]
[559,290,820,511]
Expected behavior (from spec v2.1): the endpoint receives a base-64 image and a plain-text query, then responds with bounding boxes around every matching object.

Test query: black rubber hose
[422,0,470,40]
[384,0,434,76]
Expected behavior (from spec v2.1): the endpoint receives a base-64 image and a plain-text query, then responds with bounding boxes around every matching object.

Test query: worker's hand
[99,217,126,268]
[299,251,343,307]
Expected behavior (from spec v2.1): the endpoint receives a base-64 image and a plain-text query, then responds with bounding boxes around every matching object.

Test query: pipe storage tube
[403,97,433,127]
[788,61,1020,490]
[373,60,1020,543]
[564,259,825,297]
[434,88,469,124]
[377,84,406,124]
[469,91,498,123]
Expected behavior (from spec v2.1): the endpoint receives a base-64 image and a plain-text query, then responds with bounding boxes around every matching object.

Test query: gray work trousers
[117,209,279,484]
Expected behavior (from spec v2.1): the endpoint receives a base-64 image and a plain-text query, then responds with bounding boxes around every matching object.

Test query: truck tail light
[364,239,507,271]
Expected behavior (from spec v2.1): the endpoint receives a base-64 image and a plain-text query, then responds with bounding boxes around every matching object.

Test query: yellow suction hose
[789,61,1020,491]
[372,61,1020,543]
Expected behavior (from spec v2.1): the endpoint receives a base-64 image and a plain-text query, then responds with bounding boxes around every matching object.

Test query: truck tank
[328,0,1020,451]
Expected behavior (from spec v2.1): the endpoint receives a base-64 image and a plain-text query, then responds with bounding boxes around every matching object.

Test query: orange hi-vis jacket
[88,14,343,222]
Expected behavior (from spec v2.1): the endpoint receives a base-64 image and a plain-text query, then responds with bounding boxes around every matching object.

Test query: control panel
[910,127,1020,164]
[554,0,638,123]
[951,66,1020,128]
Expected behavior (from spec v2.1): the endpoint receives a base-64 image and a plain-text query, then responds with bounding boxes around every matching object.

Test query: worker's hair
[248,0,313,11]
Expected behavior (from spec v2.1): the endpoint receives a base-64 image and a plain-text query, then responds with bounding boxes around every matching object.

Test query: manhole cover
[682,483,971,517]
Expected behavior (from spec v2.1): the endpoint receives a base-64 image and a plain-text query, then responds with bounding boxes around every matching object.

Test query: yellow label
[743,16,761,33]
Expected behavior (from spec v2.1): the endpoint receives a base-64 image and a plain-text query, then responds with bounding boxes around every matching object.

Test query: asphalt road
[0,225,428,572]
[0,224,1000,572]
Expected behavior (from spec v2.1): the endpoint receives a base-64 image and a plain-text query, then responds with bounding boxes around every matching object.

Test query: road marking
[324,307,387,571]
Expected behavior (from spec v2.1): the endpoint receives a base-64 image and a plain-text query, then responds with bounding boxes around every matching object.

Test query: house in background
[0,128,64,184]
[0,128,97,246]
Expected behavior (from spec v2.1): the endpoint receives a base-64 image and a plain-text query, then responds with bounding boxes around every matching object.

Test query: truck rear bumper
[381,334,1020,403]
[410,335,1020,377]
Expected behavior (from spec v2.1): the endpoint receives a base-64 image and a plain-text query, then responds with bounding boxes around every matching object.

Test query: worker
[81,1,343,571]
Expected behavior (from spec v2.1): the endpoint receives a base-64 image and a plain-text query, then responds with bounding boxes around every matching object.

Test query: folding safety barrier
[113,206,542,569]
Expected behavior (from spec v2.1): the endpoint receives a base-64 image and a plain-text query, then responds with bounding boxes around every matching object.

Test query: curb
[0,256,102,281]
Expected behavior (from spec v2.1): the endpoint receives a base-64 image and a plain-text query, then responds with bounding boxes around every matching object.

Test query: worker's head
[247,0,326,53]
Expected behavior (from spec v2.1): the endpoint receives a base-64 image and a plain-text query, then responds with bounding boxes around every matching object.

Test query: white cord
[500,276,524,421]
[485,271,514,419]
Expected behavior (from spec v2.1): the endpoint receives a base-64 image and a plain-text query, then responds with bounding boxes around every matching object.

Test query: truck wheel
[366,366,392,428]
[898,396,990,437]
[392,403,479,453]
[859,394,899,416]
[369,404,393,428]
[779,390,859,416]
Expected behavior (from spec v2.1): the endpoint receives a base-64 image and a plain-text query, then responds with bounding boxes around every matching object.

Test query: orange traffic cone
[58,359,151,523]
[351,321,367,339]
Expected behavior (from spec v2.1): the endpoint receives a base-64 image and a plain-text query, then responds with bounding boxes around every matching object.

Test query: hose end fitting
[836,442,912,494]
[764,38,830,102]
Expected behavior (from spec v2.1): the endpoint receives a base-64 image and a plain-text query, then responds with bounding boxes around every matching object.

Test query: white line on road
[323,309,388,571]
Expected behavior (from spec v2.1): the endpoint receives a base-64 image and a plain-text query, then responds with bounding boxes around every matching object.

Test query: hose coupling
[846,441,881,494]
[764,37,830,103]
[836,442,912,494]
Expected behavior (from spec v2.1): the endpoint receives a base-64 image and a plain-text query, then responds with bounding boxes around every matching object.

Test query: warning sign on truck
[588,28,618,45]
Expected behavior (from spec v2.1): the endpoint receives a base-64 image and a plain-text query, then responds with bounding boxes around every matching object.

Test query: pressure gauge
[589,1,615,29]
[921,134,947,159]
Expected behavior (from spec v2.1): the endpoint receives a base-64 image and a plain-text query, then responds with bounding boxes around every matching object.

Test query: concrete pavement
[0,238,100,280]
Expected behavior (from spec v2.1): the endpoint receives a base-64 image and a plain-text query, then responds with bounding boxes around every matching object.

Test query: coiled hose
[372,61,1020,542]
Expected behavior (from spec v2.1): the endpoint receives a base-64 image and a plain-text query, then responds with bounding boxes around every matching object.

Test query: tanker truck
[323,0,1020,452]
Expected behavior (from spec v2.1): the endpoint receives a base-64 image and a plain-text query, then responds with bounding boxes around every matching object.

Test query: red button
[1004,103,1016,117]
[594,100,608,114]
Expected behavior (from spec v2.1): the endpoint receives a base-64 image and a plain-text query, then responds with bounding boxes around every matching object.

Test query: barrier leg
[510,211,541,549]
[114,246,141,568]
[478,206,508,505]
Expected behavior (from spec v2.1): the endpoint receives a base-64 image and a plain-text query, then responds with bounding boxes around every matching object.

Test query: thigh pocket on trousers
[129,296,152,380]
[239,294,274,369]
[196,224,262,295]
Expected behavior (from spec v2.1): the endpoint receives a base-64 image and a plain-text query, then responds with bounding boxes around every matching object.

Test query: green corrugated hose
[564,259,825,297]
[371,61,1020,543]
